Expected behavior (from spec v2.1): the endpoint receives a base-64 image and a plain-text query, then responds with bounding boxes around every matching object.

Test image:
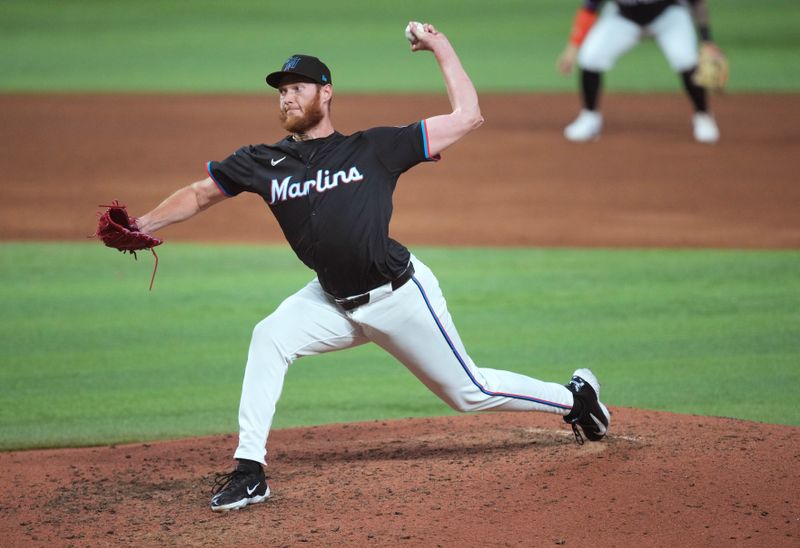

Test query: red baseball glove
[95,200,163,290]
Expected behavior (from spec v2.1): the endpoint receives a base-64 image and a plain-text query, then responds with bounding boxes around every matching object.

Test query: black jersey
[207,120,437,298]
[584,0,696,26]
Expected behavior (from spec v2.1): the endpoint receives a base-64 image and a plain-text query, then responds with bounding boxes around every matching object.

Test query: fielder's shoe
[210,462,270,512]
[564,368,611,444]
[564,109,603,142]
[693,112,720,143]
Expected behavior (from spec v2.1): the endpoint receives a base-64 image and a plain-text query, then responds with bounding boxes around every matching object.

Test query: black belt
[334,263,415,311]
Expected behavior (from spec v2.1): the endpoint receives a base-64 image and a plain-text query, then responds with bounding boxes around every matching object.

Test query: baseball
[404,21,425,43]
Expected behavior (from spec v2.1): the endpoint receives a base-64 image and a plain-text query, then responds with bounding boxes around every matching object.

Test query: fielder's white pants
[234,255,575,464]
[578,3,699,73]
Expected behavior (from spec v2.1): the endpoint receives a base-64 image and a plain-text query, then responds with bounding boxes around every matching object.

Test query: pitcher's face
[278,80,327,134]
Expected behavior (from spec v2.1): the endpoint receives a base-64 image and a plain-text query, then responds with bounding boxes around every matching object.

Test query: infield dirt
[1,93,799,546]
[1,93,799,247]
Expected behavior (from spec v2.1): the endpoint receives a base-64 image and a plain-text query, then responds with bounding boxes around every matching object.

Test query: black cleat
[564,368,611,444]
[210,463,270,512]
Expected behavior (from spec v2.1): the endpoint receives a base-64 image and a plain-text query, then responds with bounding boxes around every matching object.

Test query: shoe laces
[571,423,585,445]
[211,469,254,496]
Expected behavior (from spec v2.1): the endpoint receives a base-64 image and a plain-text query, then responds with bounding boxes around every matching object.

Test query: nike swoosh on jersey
[271,156,286,166]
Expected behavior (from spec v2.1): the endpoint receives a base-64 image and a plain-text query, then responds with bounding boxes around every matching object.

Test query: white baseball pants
[578,3,699,73]
[234,254,575,464]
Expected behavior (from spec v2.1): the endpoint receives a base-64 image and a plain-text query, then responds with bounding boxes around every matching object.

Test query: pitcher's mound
[2,408,798,546]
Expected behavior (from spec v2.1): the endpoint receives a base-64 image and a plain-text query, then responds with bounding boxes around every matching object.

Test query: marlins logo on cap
[266,54,332,88]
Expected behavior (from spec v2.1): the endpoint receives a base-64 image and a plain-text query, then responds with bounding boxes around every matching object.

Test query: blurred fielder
[557,0,726,143]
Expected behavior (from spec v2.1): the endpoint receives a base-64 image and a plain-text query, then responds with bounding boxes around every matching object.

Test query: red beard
[279,88,325,134]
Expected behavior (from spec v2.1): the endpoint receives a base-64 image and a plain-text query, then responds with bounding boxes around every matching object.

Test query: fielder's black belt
[334,263,415,311]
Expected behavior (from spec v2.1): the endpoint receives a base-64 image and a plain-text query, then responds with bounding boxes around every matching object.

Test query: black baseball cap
[266,54,332,88]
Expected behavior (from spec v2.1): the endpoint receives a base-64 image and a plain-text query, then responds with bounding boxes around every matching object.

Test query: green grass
[0,0,798,92]
[1,243,798,450]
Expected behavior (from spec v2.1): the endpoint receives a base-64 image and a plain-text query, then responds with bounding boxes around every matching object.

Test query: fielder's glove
[693,43,729,93]
[95,200,163,290]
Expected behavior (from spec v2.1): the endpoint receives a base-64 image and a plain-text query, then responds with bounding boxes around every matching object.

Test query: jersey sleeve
[569,2,601,46]
[364,120,440,176]
[206,146,257,197]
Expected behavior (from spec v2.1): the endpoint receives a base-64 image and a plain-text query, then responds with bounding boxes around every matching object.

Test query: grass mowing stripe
[0,242,798,450]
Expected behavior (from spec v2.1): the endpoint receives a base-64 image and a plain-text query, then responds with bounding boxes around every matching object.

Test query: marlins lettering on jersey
[269,166,364,204]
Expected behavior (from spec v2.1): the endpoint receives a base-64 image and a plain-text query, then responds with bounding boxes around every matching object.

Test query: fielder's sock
[681,69,708,113]
[581,69,602,111]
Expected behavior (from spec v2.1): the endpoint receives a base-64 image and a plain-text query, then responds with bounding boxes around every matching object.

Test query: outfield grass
[1,0,798,92]
[1,243,798,450]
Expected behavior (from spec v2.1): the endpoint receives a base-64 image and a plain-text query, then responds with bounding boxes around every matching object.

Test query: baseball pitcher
[133,22,611,512]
